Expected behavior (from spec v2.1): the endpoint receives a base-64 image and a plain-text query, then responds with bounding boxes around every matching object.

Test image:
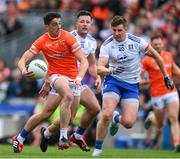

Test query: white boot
[92,149,102,157]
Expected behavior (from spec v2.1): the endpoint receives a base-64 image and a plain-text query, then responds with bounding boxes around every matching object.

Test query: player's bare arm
[146,46,174,90]
[74,48,88,85]
[18,50,36,80]
[39,77,50,98]
[97,56,109,76]
[87,53,98,78]
[146,46,169,77]
[87,53,101,92]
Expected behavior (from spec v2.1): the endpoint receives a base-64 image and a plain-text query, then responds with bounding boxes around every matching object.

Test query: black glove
[164,76,174,90]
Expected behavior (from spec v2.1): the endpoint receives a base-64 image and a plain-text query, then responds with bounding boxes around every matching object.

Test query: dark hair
[76,10,92,19]
[43,12,61,25]
[111,16,127,28]
[151,32,163,42]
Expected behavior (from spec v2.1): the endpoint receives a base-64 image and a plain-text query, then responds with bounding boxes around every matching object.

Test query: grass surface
[0,144,179,158]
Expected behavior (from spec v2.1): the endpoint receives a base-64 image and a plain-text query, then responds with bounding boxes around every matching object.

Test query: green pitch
[0,144,179,158]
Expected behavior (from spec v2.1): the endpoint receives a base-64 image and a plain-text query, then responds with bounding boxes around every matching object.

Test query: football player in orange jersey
[141,33,180,152]
[12,12,88,153]
[38,10,101,153]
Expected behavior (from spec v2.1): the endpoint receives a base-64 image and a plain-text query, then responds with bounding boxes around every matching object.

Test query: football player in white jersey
[92,16,174,157]
[38,10,101,152]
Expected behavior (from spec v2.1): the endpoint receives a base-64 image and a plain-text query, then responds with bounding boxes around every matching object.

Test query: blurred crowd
[0,0,179,148]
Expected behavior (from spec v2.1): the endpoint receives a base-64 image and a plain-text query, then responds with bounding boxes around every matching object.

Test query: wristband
[76,76,82,82]
[96,75,100,79]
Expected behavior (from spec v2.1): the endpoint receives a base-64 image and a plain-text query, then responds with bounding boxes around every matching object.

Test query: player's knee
[102,112,113,122]
[156,121,163,128]
[64,93,74,102]
[169,115,178,124]
[89,104,101,115]
[95,104,101,114]
[123,120,135,129]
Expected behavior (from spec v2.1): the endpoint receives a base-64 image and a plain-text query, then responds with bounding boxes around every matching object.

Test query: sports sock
[173,139,180,147]
[17,129,29,144]
[44,127,53,139]
[74,127,86,139]
[95,140,103,150]
[60,128,68,139]
[114,114,120,123]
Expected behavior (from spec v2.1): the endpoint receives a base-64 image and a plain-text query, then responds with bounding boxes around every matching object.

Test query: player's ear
[124,25,128,31]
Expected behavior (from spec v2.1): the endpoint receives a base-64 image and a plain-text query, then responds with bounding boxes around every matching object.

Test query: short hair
[76,10,92,19]
[151,32,163,42]
[43,12,61,25]
[111,16,127,28]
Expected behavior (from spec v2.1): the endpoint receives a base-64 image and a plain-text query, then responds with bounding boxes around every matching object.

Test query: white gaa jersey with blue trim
[71,30,97,67]
[100,33,149,84]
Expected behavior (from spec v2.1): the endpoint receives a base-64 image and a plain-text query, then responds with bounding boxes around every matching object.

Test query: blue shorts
[102,76,139,99]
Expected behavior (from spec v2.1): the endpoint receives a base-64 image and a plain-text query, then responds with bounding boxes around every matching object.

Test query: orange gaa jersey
[142,51,176,97]
[29,29,81,79]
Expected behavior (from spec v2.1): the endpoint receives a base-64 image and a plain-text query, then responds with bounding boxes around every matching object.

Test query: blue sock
[76,127,86,135]
[114,114,120,123]
[95,140,103,149]
[19,129,29,139]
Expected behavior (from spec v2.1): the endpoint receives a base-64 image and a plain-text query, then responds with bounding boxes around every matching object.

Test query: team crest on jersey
[128,44,134,50]
[59,40,66,46]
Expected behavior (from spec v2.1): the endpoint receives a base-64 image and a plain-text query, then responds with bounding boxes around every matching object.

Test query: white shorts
[50,84,89,96]
[48,74,81,96]
[151,91,179,110]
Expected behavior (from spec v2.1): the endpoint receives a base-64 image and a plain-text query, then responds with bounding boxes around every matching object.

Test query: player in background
[39,10,101,152]
[92,16,174,157]
[12,12,88,153]
[139,94,162,148]
[141,33,180,152]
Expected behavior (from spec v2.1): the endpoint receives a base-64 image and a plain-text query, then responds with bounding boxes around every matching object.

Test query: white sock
[44,128,52,139]
[74,133,82,140]
[60,128,68,139]
[17,135,25,144]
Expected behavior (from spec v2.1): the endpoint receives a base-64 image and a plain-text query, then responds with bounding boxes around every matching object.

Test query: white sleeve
[91,41,97,54]
[99,44,109,58]
[139,38,150,53]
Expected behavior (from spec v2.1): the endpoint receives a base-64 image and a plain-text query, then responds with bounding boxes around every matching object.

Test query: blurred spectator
[0,59,11,103]
[7,67,38,98]
[0,0,6,13]
[91,0,111,30]
[17,0,31,13]
[1,15,23,35]
[1,0,23,35]
[7,68,22,97]
[47,0,62,11]
[99,20,112,41]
